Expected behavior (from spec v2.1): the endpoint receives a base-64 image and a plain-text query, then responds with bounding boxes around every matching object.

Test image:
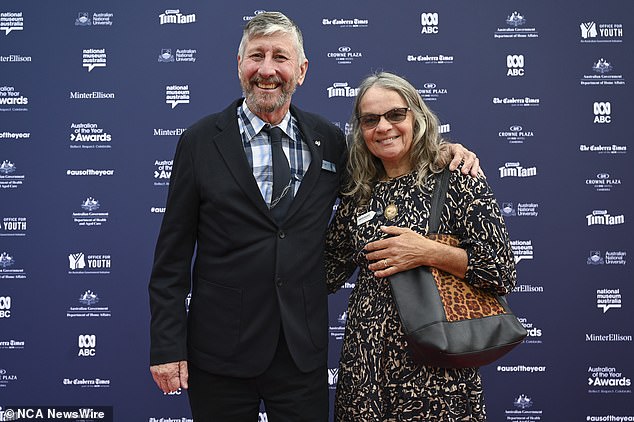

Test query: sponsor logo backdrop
[1,1,632,421]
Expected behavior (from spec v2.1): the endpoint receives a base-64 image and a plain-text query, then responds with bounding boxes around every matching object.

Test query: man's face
[238,32,308,118]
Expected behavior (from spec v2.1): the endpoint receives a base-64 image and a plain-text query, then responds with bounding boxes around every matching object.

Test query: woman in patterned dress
[325,72,516,421]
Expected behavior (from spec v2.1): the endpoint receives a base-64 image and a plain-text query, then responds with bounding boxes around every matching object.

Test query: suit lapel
[211,100,271,218]
[285,105,324,221]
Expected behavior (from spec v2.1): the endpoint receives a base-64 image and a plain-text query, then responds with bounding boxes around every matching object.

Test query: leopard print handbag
[389,169,527,368]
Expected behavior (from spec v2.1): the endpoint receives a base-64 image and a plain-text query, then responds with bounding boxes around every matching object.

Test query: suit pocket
[189,278,241,357]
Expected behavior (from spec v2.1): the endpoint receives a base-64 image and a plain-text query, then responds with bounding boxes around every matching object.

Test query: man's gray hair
[238,12,306,63]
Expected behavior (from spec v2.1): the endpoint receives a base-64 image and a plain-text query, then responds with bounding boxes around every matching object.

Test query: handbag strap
[428,168,450,233]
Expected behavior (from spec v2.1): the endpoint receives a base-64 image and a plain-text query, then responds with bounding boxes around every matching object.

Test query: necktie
[265,126,292,223]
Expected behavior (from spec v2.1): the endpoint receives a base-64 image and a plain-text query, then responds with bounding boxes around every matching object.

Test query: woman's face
[358,86,416,177]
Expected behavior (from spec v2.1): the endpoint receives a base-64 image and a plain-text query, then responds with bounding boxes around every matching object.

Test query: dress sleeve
[448,173,517,295]
[325,195,358,293]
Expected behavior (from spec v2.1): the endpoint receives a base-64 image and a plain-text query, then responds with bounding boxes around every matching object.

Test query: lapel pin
[314,140,321,146]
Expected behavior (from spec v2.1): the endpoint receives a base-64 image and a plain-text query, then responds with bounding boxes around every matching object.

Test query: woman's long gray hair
[344,71,447,204]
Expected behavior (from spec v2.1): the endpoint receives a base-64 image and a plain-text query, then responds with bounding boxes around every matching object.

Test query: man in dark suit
[149,11,479,421]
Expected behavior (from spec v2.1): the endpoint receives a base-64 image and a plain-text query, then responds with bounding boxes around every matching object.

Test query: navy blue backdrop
[1,1,632,421]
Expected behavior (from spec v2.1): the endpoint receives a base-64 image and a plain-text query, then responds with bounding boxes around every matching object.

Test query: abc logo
[0,296,11,318]
[507,55,525,76]
[420,13,439,33]
[593,102,611,123]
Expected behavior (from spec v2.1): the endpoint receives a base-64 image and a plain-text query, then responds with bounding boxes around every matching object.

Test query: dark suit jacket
[149,99,347,377]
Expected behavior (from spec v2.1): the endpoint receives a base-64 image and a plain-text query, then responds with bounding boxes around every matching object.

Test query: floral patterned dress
[325,170,516,421]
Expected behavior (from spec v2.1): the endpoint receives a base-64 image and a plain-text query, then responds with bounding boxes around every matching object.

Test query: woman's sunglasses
[357,107,410,130]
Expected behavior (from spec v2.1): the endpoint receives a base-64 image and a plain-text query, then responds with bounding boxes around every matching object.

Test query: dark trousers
[188,332,328,422]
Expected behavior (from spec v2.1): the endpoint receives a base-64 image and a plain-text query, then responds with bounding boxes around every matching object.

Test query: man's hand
[443,143,481,177]
[150,360,188,394]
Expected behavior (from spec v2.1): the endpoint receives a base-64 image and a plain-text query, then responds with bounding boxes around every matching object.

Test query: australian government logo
[68,290,112,318]
[510,240,533,264]
[586,209,625,227]
[407,53,454,64]
[75,12,113,26]
[327,46,363,65]
[158,48,197,63]
[499,125,534,144]
[494,11,539,39]
[154,160,172,186]
[159,9,196,25]
[587,250,627,265]
[596,289,622,313]
[70,123,111,149]
[1,217,27,237]
[581,58,626,86]
[73,197,109,227]
[506,394,543,421]
[0,251,26,280]
[0,86,29,112]
[321,17,369,28]
[587,365,631,394]
[580,22,623,43]
[0,160,25,189]
[1,11,24,35]
[586,172,622,192]
[501,202,539,217]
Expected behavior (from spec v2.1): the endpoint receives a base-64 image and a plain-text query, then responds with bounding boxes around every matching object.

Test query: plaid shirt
[238,102,312,208]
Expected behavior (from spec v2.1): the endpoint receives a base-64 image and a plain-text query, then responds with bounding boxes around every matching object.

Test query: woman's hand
[365,226,467,279]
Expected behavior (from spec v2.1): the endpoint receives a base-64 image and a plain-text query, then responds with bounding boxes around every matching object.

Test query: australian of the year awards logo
[329,310,347,341]
[0,86,29,112]
[67,290,112,318]
[1,11,24,35]
[587,365,631,394]
[517,317,542,345]
[0,159,25,189]
[72,197,109,227]
[70,123,112,149]
[581,58,626,86]
[154,160,172,186]
[0,251,26,280]
[494,11,539,39]
[580,21,623,43]
[1,217,27,237]
[75,12,113,26]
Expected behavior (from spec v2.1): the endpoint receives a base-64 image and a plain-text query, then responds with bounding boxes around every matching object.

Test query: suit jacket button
[276,278,283,287]
[278,231,286,239]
